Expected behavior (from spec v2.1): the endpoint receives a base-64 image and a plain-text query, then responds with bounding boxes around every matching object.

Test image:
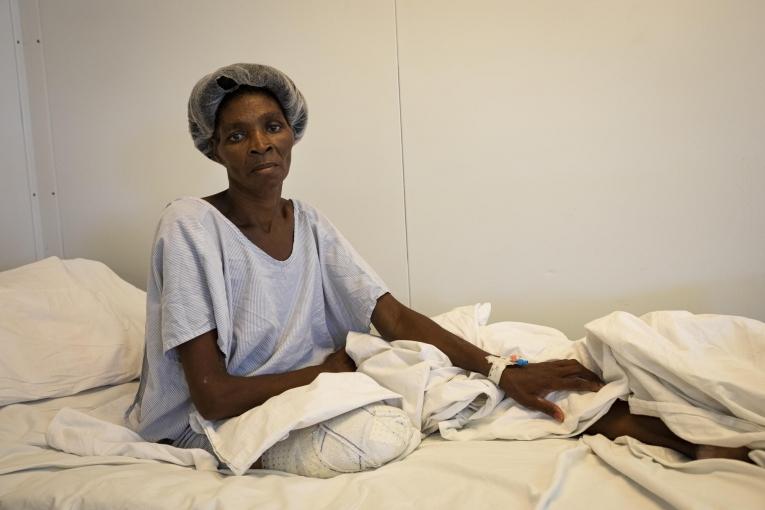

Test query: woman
[128,63,750,476]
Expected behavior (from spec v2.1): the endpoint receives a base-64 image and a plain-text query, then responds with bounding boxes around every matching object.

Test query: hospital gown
[126,197,388,446]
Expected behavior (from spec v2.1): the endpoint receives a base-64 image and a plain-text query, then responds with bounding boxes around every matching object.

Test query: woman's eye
[228,132,245,142]
[267,123,282,133]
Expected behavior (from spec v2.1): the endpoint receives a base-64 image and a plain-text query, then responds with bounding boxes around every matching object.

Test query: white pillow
[0,257,146,406]
[429,303,491,342]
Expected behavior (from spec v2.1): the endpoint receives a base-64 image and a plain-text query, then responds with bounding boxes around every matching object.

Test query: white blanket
[585,311,765,451]
[348,327,626,442]
[393,309,765,456]
[46,307,765,476]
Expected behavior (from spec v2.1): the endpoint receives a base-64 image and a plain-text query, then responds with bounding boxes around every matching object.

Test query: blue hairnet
[188,63,308,160]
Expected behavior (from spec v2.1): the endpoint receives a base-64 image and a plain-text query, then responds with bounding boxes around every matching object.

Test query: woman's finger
[557,362,587,376]
[531,396,564,422]
[572,365,604,384]
[556,361,603,384]
[555,376,603,393]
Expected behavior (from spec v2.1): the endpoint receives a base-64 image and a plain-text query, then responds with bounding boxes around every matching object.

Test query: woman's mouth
[251,162,278,172]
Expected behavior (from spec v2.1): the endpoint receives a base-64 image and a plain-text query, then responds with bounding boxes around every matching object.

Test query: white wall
[25,0,410,300]
[4,0,764,337]
[397,0,765,336]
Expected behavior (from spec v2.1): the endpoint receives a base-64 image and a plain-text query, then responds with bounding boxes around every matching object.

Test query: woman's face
[213,90,295,194]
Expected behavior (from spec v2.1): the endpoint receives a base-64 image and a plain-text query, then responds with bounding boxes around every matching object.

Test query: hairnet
[188,63,308,160]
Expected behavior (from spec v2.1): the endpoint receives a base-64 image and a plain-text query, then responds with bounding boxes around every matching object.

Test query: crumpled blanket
[46,306,765,475]
[585,310,765,453]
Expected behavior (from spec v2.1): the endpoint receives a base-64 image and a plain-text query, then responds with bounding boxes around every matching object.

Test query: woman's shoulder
[292,199,331,227]
[155,197,218,234]
[162,196,211,215]
[292,199,353,247]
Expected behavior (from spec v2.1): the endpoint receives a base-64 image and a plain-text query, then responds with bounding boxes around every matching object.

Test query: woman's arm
[371,293,603,421]
[177,329,355,421]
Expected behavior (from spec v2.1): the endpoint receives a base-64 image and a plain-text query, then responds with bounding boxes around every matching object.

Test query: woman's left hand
[322,348,357,373]
[498,359,604,422]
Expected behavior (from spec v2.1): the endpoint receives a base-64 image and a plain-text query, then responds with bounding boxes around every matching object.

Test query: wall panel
[397,0,765,336]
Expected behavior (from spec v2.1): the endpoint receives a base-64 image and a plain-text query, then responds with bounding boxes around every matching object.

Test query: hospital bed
[1,257,763,510]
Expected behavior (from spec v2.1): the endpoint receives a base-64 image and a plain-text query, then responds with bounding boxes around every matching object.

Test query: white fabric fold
[584,311,765,453]
[46,407,217,471]
[533,442,593,510]
[581,434,765,510]
[348,315,629,442]
[188,371,404,475]
[347,333,505,434]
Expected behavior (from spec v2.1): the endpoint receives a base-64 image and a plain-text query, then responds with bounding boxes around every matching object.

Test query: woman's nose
[249,131,272,154]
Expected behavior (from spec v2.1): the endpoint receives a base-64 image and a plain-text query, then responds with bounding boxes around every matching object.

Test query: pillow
[429,303,491,343]
[0,257,146,406]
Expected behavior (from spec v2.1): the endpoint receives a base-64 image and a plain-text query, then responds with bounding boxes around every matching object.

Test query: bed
[1,257,763,510]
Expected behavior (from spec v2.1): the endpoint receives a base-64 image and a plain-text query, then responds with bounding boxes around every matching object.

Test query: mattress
[2,381,761,510]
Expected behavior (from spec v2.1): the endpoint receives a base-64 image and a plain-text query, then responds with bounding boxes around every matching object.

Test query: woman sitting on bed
[128,63,750,477]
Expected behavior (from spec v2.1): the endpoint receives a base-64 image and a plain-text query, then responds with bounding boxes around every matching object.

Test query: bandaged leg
[260,403,420,478]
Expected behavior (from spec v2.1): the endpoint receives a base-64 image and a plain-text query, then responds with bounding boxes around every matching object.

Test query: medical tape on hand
[485,354,528,385]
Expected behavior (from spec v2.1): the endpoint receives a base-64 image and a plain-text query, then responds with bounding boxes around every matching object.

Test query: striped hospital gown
[126,197,388,443]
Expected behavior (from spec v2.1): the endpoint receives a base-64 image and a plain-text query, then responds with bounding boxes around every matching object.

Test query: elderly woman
[128,64,750,476]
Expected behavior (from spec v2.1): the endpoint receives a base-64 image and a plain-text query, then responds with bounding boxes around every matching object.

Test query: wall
[396,0,765,335]
[11,0,410,301]
[3,0,764,337]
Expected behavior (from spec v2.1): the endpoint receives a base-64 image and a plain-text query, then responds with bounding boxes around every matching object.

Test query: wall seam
[392,0,412,306]
[19,0,64,258]
[9,0,44,260]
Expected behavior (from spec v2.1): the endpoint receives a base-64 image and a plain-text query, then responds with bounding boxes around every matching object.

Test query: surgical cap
[188,63,308,160]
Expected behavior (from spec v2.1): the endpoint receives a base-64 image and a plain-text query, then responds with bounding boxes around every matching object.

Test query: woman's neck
[217,185,286,233]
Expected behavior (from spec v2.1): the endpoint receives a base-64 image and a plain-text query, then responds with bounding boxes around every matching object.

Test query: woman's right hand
[323,348,357,373]
[498,359,604,422]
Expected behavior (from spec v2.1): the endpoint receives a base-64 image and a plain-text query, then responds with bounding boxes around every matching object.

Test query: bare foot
[694,444,753,463]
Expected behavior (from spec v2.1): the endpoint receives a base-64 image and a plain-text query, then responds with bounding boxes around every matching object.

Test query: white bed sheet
[1,382,762,510]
